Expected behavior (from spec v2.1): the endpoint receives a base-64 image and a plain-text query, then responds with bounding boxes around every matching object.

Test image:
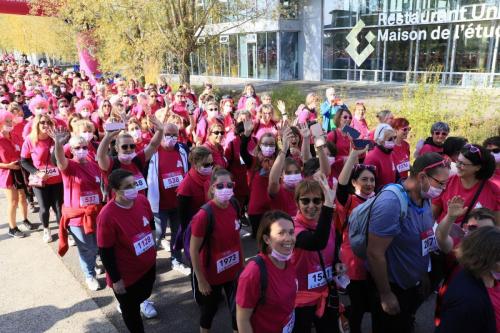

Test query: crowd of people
[0,58,499,333]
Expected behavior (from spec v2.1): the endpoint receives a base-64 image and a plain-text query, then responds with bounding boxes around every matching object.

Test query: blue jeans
[69,226,98,278]
[155,209,182,262]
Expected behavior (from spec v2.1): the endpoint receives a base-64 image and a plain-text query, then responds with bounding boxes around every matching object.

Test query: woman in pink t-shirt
[237,210,297,333]
[20,114,63,243]
[392,118,411,179]
[0,110,34,238]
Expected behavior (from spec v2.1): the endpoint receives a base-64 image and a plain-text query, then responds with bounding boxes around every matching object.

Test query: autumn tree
[29,0,276,83]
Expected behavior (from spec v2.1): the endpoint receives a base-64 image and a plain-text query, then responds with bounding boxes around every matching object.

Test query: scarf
[187,167,210,188]
[295,211,318,230]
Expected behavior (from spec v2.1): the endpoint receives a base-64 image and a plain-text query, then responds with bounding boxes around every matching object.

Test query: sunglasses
[434,131,448,136]
[14,94,22,97]
[207,108,218,112]
[72,146,88,151]
[103,104,111,107]
[422,159,450,172]
[38,121,52,125]
[165,134,178,139]
[402,127,411,132]
[342,115,352,120]
[488,148,500,154]
[215,182,235,190]
[202,162,214,168]
[299,197,323,205]
[120,144,136,150]
[354,164,377,173]
[211,131,224,136]
[464,143,482,158]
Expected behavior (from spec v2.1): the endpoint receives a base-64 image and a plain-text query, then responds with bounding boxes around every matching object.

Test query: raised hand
[298,123,311,139]
[48,126,70,146]
[148,114,163,131]
[447,196,468,219]
[313,172,336,206]
[277,100,286,114]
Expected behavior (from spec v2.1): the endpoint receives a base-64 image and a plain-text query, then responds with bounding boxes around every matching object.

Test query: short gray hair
[69,135,87,148]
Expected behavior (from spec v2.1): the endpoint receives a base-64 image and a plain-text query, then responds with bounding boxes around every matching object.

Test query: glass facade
[323,0,500,86]
[190,31,298,80]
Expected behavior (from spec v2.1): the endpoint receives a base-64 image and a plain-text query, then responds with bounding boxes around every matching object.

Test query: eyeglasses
[165,134,178,139]
[215,182,235,190]
[402,127,411,132]
[59,105,68,108]
[386,136,397,141]
[207,108,218,112]
[354,164,377,173]
[72,146,88,151]
[463,143,482,159]
[202,162,214,168]
[434,131,448,136]
[38,121,52,125]
[488,148,500,154]
[456,160,474,168]
[120,144,136,150]
[427,174,447,188]
[299,197,323,205]
[211,131,224,136]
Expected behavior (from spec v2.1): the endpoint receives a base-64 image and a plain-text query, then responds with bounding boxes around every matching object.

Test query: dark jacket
[435,269,496,333]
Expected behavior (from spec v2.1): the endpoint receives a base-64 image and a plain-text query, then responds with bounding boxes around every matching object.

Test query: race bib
[421,229,437,256]
[133,232,154,256]
[282,311,295,333]
[216,251,240,273]
[396,160,410,173]
[134,176,148,191]
[162,173,183,189]
[307,266,333,289]
[80,191,100,207]
[44,167,60,178]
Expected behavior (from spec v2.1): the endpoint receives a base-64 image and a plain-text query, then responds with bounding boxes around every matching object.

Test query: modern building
[188,0,500,87]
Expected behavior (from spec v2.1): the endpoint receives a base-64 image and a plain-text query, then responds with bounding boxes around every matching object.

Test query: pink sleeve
[237,97,246,110]
[236,261,261,308]
[297,109,309,124]
[22,121,32,139]
[20,140,32,159]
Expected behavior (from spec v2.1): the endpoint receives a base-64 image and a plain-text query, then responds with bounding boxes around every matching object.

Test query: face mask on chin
[118,152,136,163]
[270,248,292,262]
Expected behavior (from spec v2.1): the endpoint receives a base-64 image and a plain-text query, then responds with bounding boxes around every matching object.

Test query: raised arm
[96,130,119,171]
[338,146,369,186]
[436,196,467,254]
[298,123,312,162]
[144,115,164,161]
[48,127,70,171]
[268,128,291,197]
[240,120,255,167]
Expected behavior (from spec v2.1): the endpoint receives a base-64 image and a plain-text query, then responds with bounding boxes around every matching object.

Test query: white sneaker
[172,259,191,276]
[140,300,158,319]
[43,228,52,243]
[68,235,76,246]
[95,266,104,275]
[160,239,170,252]
[85,277,100,291]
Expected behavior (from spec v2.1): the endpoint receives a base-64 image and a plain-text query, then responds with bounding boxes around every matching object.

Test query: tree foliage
[28,0,274,83]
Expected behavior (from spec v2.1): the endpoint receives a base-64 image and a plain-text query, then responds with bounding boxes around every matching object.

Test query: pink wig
[28,96,49,113]
[75,99,94,114]
[0,109,13,126]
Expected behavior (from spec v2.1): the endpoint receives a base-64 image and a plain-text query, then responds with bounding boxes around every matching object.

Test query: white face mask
[118,152,137,163]
[283,173,303,188]
[270,248,292,262]
[383,141,395,150]
[163,135,177,148]
[420,176,443,199]
[2,125,13,133]
[327,156,336,166]
[74,149,88,160]
[34,108,46,115]
[214,188,234,203]
[223,105,232,114]
[80,111,90,118]
[198,166,213,176]
[493,152,500,163]
[260,145,275,157]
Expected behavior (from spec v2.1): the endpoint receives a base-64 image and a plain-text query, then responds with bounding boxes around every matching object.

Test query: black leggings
[115,265,156,333]
[192,272,237,330]
[346,280,372,333]
[248,214,263,238]
[33,183,63,228]
[293,305,339,333]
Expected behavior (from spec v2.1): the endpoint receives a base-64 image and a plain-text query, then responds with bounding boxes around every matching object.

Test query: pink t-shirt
[364,145,397,190]
[21,137,62,185]
[419,143,443,156]
[487,282,500,333]
[327,129,352,178]
[392,140,411,179]
[22,118,67,139]
[270,185,298,217]
[351,117,370,139]
[433,175,500,225]
[236,254,297,333]
[253,120,279,141]
[0,134,22,188]
[61,160,102,226]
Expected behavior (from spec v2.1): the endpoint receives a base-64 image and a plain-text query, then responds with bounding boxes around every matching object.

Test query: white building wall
[300,0,323,81]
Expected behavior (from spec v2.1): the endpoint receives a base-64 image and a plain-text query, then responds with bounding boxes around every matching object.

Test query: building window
[280,31,298,80]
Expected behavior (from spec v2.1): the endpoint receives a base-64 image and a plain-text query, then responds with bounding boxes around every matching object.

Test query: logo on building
[345,20,376,67]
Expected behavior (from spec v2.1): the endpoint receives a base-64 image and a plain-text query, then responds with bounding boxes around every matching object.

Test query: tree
[29,0,277,83]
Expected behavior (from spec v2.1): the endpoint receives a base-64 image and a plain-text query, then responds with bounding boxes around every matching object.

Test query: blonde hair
[29,114,53,144]
[68,135,87,148]
[74,119,95,135]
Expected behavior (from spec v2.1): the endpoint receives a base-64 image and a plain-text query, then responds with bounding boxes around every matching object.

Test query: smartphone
[342,125,360,139]
[310,123,324,138]
[353,139,374,150]
[105,122,126,132]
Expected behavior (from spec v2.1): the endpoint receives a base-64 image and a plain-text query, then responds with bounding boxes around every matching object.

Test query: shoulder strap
[200,202,214,268]
[317,250,339,310]
[252,256,267,305]
[461,180,487,227]
[111,156,121,172]
[229,197,241,218]
[384,184,409,219]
